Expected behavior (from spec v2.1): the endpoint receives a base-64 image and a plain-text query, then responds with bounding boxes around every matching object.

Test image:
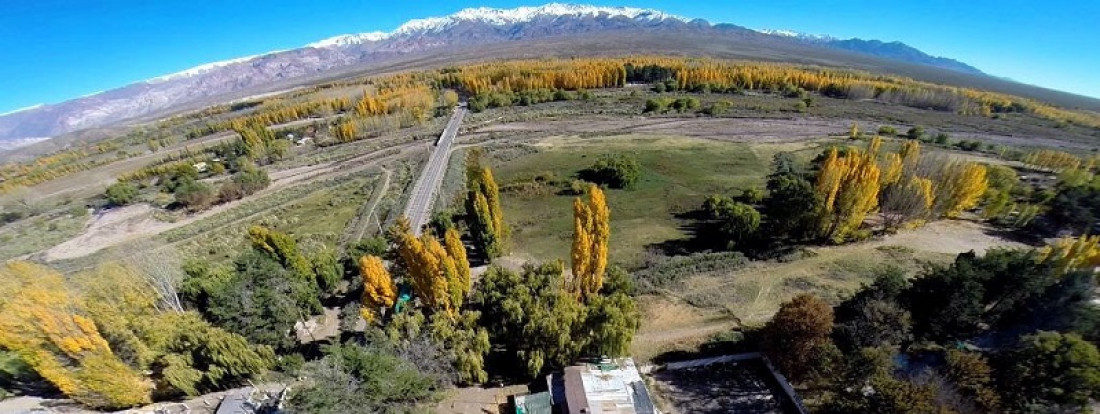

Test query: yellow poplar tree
[359,255,397,322]
[867,135,883,157]
[394,223,469,315]
[881,153,904,186]
[571,184,610,299]
[426,235,461,315]
[849,122,860,139]
[900,140,921,170]
[815,147,845,215]
[1040,235,1100,275]
[571,197,593,292]
[935,162,989,218]
[0,262,152,409]
[445,228,471,300]
[816,147,881,241]
[480,167,505,241]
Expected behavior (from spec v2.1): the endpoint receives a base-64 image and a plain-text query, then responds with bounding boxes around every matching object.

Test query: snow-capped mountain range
[0,3,1027,151]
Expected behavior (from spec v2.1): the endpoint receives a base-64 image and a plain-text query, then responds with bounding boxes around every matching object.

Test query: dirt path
[339,166,393,246]
[478,116,852,143]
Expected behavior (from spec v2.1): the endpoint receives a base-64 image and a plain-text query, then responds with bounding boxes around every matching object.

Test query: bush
[173,180,215,211]
[578,154,641,189]
[105,182,139,206]
[877,126,897,136]
[701,101,732,116]
[564,179,592,195]
[233,167,270,194]
[934,133,951,145]
[955,140,982,151]
[906,126,925,140]
[644,98,666,113]
[634,252,748,291]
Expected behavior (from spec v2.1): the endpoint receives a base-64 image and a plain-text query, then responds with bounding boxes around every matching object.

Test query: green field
[489,134,831,266]
[177,175,378,263]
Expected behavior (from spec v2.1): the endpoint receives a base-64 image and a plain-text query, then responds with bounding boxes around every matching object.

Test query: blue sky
[1,0,1097,114]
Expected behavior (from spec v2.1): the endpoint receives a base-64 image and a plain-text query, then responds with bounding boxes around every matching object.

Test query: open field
[489,134,832,266]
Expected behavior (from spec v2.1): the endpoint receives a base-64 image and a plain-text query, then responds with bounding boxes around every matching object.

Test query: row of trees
[697,137,992,250]
[429,56,1100,128]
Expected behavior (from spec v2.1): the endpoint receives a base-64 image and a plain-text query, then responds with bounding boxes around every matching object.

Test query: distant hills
[756,29,985,75]
[2,3,1098,151]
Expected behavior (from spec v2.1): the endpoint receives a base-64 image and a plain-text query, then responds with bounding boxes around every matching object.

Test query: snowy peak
[755,28,835,41]
[147,53,275,84]
[307,32,388,48]
[309,3,686,48]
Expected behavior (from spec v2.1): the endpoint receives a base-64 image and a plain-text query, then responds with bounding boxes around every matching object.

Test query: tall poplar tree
[571,184,610,299]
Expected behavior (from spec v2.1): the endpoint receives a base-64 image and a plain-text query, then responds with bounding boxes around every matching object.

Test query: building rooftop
[556,358,656,414]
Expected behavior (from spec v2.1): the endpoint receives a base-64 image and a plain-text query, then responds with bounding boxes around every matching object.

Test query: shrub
[634,251,748,291]
[233,167,270,194]
[906,126,925,140]
[105,182,139,206]
[701,101,732,116]
[878,126,897,136]
[644,99,666,113]
[578,154,641,189]
[934,133,951,145]
[173,180,215,211]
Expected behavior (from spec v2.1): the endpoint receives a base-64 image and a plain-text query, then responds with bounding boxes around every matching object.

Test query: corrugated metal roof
[514,392,552,414]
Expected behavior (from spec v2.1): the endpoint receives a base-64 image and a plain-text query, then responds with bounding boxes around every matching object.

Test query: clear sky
[1,0,1097,114]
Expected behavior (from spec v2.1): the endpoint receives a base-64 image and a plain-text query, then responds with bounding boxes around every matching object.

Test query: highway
[403,104,467,235]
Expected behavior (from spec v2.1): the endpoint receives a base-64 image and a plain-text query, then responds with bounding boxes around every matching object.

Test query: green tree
[904,249,1058,342]
[583,291,640,358]
[833,268,912,351]
[763,161,819,240]
[173,179,215,211]
[995,331,1100,412]
[944,350,1000,412]
[579,154,641,189]
[473,263,588,378]
[311,247,343,294]
[182,250,320,351]
[718,202,761,248]
[105,182,139,206]
[288,342,442,413]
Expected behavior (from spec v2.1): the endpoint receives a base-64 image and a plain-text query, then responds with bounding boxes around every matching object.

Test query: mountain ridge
[1,3,1096,150]
[755,28,984,75]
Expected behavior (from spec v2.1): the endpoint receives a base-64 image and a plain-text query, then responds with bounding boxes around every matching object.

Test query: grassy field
[490,134,831,266]
[176,174,378,263]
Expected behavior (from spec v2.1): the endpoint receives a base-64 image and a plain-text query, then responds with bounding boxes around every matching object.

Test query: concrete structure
[403,104,466,235]
[651,352,807,414]
[547,358,657,414]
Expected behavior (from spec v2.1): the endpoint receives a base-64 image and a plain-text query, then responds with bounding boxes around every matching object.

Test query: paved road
[403,105,467,235]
